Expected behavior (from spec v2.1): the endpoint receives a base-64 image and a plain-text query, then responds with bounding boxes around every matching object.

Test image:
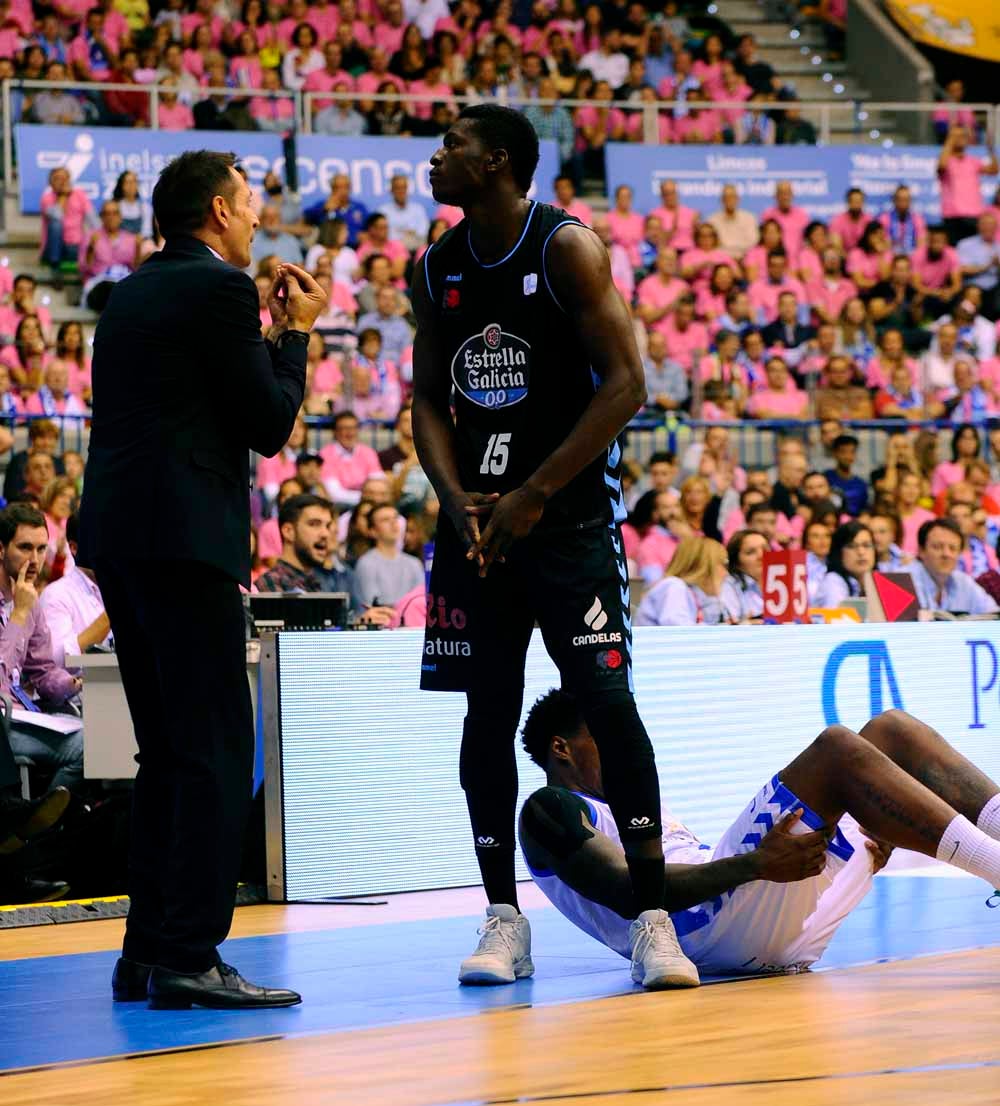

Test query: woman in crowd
[347,327,402,423]
[681,222,741,293]
[257,414,307,505]
[344,499,376,565]
[814,520,876,606]
[112,170,152,239]
[931,422,981,496]
[676,474,723,541]
[623,489,678,585]
[869,508,910,570]
[41,474,77,574]
[865,327,919,390]
[52,320,91,403]
[726,528,768,619]
[281,22,324,89]
[390,23,427,82]
[846,220,892,297]
[304,331,342,414]
[797,220,831,284]
[894,469,935,555]
[304,218,360,287]
[742,219,786,283]
[2,314,48,394]
[636,536,742,626]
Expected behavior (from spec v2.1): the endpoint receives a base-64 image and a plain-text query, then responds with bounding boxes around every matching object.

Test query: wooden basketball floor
[3,877,1000,1105]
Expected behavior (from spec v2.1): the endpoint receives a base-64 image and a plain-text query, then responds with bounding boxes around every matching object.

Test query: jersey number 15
[479,432,511,475]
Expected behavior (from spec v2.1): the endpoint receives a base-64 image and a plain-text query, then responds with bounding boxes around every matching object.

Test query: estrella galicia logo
[821,641,904,725]
[451,323,530,410]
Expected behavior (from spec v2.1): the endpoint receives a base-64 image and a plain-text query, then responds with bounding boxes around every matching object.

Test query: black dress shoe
[0,788,71,854]
[147,962,302,1010]
[112,957,153,1002]
[0,874,70,903]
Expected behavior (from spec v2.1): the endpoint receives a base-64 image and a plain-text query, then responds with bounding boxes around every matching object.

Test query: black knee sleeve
[580,692,662,844]
[459,689,523,849]
[520,787,596,860]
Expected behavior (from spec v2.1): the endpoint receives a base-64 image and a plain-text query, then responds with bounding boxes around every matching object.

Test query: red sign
[762,550,809,623]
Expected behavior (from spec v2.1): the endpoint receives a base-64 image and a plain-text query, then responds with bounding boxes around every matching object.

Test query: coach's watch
[273,329,310,350]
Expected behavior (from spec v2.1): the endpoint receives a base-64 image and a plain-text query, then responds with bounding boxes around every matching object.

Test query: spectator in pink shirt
[53,321,91,403]
[282,22,324,90]
[695,263,738,324]
[797,322,839,379]
[681,222,741,293]
[628,490,679,585]
[40,167,96,276]
[0,273,53,342]
[305,332,344,415]
[319,410,386,507]
[25,361,87,419]
[691,32,725,97]
[743,219,787,282]
[933,79,977,141]
[374,0,407,55]
[68,8,118,80]
[746,356,809,419]
[339,0,375,48]
[931,422,981,497]
[830,187,869,252]
[911,224,963,314]
[78,199,140,283]
[938,125,999,243]
[553,175,594,226]
[2,315,49,396]
[230,29,264,87]
[593,217,634,302]
[847,220,893,296]
[796,220,831,284]
[573,80,626,178]
[307,0,339,42]
[258,416,308,504]
[607,184,645,268]
[303,41,356,112]
[251,67,296,130]
[895,471,935,554]
[346,328,402,423]
[257,477,306,563]
[649,178,699,253]
[356,48,406,110]
[408,58,453,121]
[712,60,752,130]
[865,328,919,390]
[157,76,195,130]
[806,247,858,325]
[0,364,22,419]
[663,296,710,371]
[748,250,806,324]
[181,0,224,44]
[635,247,687,337]
[672,86,722,144]
[760,180,811,256]
[698,328,748,404]
[181,23,213,77]
[356,213,409,282]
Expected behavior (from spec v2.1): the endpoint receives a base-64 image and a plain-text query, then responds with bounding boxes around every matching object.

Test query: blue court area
[2,875,997,1073]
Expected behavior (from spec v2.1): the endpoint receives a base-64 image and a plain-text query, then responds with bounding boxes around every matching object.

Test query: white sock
[976,793,1000,841]
[936,814,1000,887]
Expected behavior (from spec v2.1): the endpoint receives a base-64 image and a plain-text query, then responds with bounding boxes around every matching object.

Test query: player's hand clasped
[749,808,829,883]
[465,485,546,577]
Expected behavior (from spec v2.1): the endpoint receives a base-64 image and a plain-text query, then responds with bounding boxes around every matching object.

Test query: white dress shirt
[37,567,109,668]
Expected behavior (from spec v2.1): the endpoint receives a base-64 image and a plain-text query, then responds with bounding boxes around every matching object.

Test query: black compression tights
[460,687,524,910]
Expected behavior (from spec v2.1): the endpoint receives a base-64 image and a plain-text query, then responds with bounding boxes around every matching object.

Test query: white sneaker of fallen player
[629,908,700,989]
[458,904,534,985]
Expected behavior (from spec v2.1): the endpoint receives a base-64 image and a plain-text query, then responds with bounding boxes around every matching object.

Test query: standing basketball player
[412,105,697,989]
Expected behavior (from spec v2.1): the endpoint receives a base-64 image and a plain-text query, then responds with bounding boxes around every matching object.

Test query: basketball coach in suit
[79,150,326,1009]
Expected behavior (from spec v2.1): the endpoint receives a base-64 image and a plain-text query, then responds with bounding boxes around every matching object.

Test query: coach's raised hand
[276,263,328,332]
[750,809,829,883]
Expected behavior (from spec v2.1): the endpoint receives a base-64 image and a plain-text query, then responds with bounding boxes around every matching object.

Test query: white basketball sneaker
[458,904,534,985]
[628,908,700,989]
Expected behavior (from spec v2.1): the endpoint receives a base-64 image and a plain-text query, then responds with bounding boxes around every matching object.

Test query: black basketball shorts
[420,516,634,698]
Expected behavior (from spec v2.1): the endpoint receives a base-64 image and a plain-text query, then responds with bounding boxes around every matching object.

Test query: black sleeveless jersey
[422,201,624,532]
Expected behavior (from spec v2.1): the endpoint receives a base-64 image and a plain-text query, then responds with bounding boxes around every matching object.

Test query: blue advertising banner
[15,125,559,215]
[604,143,996,221]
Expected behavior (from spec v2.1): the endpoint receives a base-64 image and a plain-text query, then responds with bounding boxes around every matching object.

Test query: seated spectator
[933,78,978,143]
[345,327,402,422]
[675,474,723,541]
[847,221,893,298]
[356,253,412,319]
[814,520,875,606]
[736,327,768,390]
[354,503,424,607]
[305,218,360,287]
[251,204,303,267]
[674,85,722,144]
[156,74,195,130]
[706,184,757,261]
[909,517,999,614]
[940,358,997,423]
[694,263,738,325]
[922,320,964,391]
[294,451,328,498]
[681,222,741,293]
[304,333,344,415]
[759,289,813,347]
[357,212,409,283]
[635,247,688,337]
[366,81,415,136]
[879,184,927,254]
[733,33,777,96]
[643,330,688,412]
[837,296,878,369]
[874,361,941,421]
[3,421,61,502]
[795,322,839,380]
[2,315,49,396]
[830,187,870,253]
[760,181,811,256]
[250,67,296,131]
[37,513,110,668]
[25,362,88,420]
[27,61,86,124]
[866,329,918,394]
[726,528,768,618]
[357,285,414,365]
[623,489,678,585]
[313,80,367,135]
[797,220,832,284]
[635,536,741,625]
[661,295,709,373]
[305,173,368,246]
[742,219,787,284]
[1,273,53,342]
[552,175,594,227]
[698,328,748,410]
[717,289,756,336]
[319,410,385,507]
[868,256,925,339]
[281,21,323,89]
[649,179,698,253]
[825,433,869,516]
[803,518,832,597]
[79,199,140,310]
[948,499,1000,576]
[869,508,910,571]
[948,290,996,362]
[378,174,430,256]
[0,505,83,792]
[257,477,305,563]
[806,248,858,326]
[775,99,817,146]
[895,470,935,555]
[579,27,629,89]
[956,212,1000,321]
[69,7,116,82]
[746,356,808,419]
[607,184,644,269]
[40,167,96,277]
[815,355,875,421]
[113,170,152,240]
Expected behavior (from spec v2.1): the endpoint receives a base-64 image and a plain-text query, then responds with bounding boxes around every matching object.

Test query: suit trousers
[96,557,253,973]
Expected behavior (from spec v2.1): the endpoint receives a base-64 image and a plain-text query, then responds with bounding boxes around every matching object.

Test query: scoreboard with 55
[762,550,809,623]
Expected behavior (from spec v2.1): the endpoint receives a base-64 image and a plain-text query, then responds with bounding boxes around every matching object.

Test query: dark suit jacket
[760,320,815,350]
[79,236,306,586]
